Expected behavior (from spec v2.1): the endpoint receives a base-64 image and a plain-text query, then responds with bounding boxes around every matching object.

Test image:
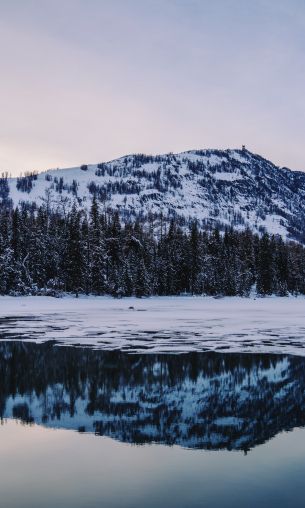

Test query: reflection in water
[0,341,304,452]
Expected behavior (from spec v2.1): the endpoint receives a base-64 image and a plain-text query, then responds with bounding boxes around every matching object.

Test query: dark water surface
[1,341,305,507]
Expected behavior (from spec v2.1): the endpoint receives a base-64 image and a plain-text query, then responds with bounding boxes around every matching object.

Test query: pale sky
[1,0,305,175]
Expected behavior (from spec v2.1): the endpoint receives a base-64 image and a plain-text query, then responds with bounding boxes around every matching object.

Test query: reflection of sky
[1,0,305,174]
[1,420,305,508]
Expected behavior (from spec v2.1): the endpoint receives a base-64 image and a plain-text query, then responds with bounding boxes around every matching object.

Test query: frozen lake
[0,295,305,355]
[1,297,305,506]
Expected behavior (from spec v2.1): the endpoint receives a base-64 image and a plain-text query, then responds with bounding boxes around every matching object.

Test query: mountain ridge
[1,148,305,241]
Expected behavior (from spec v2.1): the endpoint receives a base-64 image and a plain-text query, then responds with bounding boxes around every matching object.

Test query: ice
[0,295,305,355]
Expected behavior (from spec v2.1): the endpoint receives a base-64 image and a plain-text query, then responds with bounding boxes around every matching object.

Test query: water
[1,341,305,507]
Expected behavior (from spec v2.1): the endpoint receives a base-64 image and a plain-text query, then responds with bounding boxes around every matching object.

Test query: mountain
[1,148,305,241]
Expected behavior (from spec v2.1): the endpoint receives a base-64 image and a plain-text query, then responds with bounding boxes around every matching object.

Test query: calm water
[1,341,305,507]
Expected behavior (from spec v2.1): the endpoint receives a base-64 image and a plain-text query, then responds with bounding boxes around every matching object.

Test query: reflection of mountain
[0,341,304,452]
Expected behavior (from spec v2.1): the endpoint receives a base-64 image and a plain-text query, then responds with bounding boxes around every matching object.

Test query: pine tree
[274,237,288,296]
[89,197,107,294]
[0,202,305,298]
[257,233,273,295]
[65,205,84,295]
[190,220,200,294]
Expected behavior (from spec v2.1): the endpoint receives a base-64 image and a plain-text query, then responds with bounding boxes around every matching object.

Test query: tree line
[0,198,305,297]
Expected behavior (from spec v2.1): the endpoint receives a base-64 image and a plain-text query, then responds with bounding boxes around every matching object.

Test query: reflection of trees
[0,341,304,451]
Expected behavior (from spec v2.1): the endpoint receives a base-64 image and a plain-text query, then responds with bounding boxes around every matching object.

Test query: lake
[0,341,305,507]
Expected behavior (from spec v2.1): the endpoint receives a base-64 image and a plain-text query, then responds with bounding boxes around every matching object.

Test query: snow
[213,172,243,182]
[5,148,305,241]
[0,295,305,355]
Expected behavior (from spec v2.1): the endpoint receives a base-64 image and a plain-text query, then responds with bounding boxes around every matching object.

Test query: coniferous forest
[0,197,305,298]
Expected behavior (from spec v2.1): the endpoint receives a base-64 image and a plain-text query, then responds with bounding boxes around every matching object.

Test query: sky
[1,0,305,175]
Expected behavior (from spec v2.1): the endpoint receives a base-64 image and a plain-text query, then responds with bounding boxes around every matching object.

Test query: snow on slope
[3,148,305,240]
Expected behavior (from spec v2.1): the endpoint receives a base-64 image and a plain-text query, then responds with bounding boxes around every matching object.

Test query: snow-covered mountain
[2,148,305,240]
